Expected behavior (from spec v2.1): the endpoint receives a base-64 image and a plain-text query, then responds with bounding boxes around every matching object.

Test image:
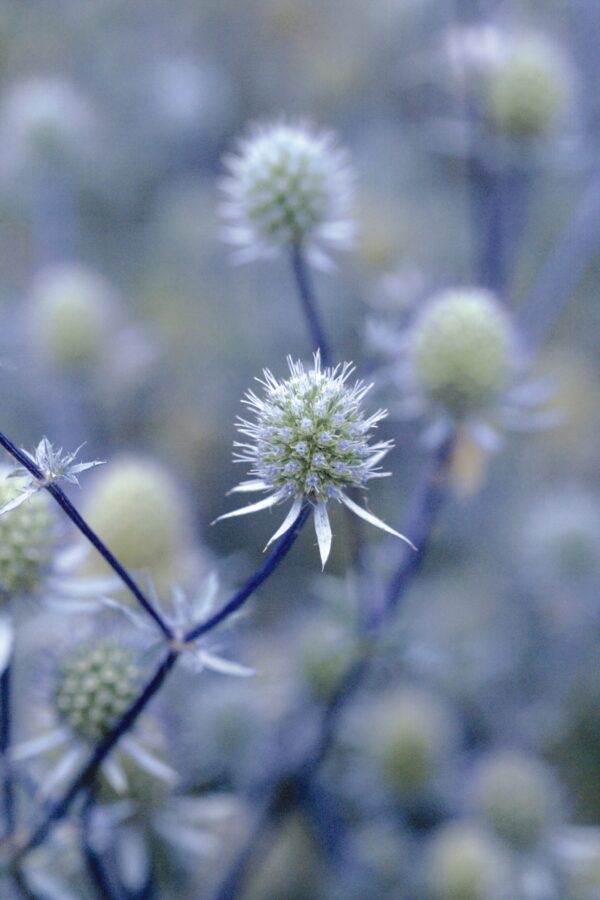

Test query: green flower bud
[54,640,140,742]
[473,751,560,850]
[81,457,192,593]
[299,622,355,701]
[486,39,570,139]
[409,289,514,419]
[0,474,56,600]
[365,688,457,796]
[426,823,510,900]
[30,264,115,366]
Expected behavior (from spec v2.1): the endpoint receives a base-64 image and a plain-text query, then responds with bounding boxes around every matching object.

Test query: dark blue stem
[290,243,333,366]
[0,431,172,639]
[185,503,311,642]
[0,660,15,838]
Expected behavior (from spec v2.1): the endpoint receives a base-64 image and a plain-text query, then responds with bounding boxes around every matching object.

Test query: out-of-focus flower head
[13,635,177,798]
[30,263,117,367]
[424,822,513,900]
[0,76,95,176]
[471,750,562,851]
[220,119,355,269]
[215,352,414,568]
[369,287,553,451]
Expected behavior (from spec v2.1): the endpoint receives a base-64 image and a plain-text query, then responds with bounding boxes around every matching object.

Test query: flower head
[0,471,57,602]
[220,120,355,269]
[216,352,414,567]
[14,635,177,797]
[370,287,552,451]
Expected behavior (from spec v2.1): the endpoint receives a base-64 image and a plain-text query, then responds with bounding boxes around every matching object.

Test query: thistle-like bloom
[0,436,104,515]
[14,638,177,797]
[369,288,553,451]
[219,120,355,269]
[216,353,414,568]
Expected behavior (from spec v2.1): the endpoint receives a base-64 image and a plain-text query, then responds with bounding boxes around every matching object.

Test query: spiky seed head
[409,289,514,419]
[486,38,570,138]
[425,823,511,900]
[472,751,560,850]
[0,473,56,601]
[220,120,354,265]
[237,355,389,503]
[30,263,115,366]
[54,640,140,742]
[81,457,192,593]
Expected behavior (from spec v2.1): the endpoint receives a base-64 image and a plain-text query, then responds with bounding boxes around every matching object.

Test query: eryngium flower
[369,287,552,451]
[216,353,413,567]
[219,120,355,268]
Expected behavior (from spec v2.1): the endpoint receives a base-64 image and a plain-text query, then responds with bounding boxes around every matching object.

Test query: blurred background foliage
[1,0,600,897]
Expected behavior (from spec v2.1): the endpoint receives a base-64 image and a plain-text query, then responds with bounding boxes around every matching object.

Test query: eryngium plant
[216,352,413,567]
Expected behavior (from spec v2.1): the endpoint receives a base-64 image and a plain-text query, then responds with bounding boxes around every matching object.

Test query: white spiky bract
[220,120,355,268]
[216,352,414,568]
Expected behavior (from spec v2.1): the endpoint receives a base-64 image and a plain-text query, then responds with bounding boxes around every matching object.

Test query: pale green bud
[486,38,570,139]
[54,640,140,742]
[473,751,560,850]
[30,264,115,366]
[0,473,56,600]
[409,289,514,419]
[426,823,511,900]
[366,688,457,796]
[81,457,193,593]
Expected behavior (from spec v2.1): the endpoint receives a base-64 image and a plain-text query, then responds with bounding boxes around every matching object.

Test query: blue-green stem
[0,661,15,839]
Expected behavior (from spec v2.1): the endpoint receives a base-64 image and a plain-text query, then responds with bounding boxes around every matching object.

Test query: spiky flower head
[409,289,514,420]
[0,471,57,601]
[216,352,413,567]
[220,120,355,268]
[54,640,140,743]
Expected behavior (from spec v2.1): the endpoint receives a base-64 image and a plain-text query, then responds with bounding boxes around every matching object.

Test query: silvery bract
[216,352,414,568]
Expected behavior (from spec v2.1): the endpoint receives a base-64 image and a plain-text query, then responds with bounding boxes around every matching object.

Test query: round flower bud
[220,120,354,265]
[0,473,56,601]
[54,640,140,742]
[361,688,457,797]
[81,457,193,593]
[409,289,514,419]
[299,621,355,701]
[472,751,560,851]
[485,38,570,139]
[30,263,115,366]
[425,823,511,900]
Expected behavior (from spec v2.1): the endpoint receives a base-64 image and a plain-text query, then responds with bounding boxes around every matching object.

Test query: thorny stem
[0,430,172,639]
[290,243,333,366]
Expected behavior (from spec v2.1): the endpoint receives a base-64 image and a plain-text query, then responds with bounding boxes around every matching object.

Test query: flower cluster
[217,353,413,567]
[220,120,355,268]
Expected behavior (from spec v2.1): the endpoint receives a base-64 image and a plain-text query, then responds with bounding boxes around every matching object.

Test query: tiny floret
[215,352,414,568]
[220,120,355,268]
